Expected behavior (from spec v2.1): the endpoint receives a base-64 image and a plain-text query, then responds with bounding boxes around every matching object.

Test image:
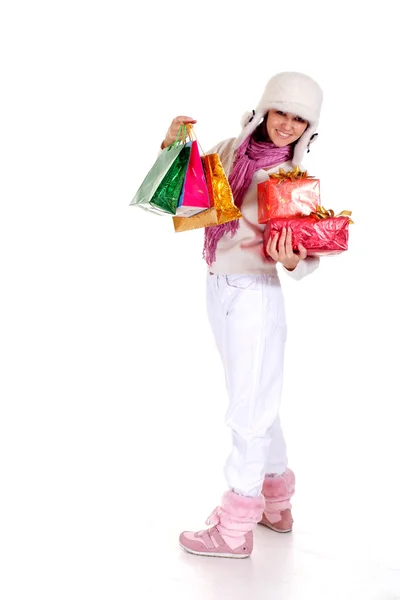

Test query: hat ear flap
[307,133,318,151]
[292,122,319,167]
[240,110,255,128]
[234,109,264,149]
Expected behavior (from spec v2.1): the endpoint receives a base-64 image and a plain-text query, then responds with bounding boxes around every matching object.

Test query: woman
[161,71,323,558]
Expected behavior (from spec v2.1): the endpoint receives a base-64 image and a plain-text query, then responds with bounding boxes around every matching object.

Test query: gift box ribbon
[269,166,315,183]
[308,205,354,224]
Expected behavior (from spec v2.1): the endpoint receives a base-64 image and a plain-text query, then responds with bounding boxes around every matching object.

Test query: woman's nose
[280,118,292,132]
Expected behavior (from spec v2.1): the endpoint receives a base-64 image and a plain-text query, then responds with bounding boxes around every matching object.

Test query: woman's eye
[295,116,305,123]
[277,111,285,116]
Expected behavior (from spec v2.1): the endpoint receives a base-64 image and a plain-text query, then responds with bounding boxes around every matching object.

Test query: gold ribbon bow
[309,205,354,224]
[269,166,313,182]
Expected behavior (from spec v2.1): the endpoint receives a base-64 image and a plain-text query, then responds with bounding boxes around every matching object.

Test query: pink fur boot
[179,491,265,558]
[259,468,295,533]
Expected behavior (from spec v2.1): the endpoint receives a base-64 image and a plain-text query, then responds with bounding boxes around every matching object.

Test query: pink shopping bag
[175,140,210,217]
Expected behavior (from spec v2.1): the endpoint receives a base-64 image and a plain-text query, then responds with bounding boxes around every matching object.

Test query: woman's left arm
[265,226,320,280]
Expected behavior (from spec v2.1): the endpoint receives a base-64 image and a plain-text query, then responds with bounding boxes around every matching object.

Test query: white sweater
[207,138,320,281]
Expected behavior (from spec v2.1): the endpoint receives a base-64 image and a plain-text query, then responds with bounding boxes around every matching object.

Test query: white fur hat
[234,71,323,166]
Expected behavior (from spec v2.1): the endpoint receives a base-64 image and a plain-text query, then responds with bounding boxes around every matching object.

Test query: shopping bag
[175,139,210,217]
[149,142,191,214]
[130,125,191,215]
[172,153,242,232]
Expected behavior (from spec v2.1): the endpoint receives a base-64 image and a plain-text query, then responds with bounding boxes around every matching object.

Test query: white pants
[206,273,288,497]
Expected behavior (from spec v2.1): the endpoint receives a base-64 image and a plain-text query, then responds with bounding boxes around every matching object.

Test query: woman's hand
[265,226,307,271]
[161,116,197,149]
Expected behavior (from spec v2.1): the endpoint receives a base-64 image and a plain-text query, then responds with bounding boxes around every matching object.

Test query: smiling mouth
[276,129,292,139]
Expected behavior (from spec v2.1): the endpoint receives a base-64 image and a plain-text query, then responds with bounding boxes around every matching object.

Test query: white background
[1,1,399,599]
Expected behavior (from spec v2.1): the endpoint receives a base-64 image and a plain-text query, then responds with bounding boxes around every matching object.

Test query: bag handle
[167,123,205,154]
[185,124,206,156]
[168,124,189,151]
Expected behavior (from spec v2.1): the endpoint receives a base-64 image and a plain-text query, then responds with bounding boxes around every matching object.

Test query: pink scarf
[203,136,293,266]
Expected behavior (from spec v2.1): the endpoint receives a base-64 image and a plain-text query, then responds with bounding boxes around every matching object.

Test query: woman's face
[266,110,308,146]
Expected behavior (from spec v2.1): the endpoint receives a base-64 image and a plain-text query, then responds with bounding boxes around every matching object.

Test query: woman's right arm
[161,116,197,149]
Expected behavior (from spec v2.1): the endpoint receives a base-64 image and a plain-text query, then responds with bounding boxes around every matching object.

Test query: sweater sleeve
[282,256,320,280]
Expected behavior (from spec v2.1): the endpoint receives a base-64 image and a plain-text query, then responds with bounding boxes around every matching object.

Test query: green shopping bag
[130,126,191,215]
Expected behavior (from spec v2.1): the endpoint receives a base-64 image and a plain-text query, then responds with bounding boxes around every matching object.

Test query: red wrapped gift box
[258,167,320,224]
[264,208,353,256]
